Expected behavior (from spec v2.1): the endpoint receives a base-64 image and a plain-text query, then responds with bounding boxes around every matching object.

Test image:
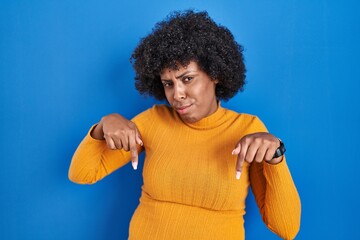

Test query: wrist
[267,139,286,164]
[273,139,286,158]
[267,155,284,165]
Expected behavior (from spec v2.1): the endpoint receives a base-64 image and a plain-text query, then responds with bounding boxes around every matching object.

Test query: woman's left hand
[232,132,283,179]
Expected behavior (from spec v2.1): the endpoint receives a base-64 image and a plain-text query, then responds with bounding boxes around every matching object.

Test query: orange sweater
[69,104,301,239]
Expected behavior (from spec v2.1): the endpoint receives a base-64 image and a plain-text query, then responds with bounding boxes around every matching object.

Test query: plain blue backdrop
[1,0,359,239]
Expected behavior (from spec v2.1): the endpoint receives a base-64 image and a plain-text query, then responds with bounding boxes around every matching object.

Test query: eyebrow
[175,70,193,79]
[161,70,195,81]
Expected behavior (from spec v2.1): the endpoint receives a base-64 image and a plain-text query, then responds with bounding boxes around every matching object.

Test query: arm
[250,158,301,239]
[232,117,301,239]
[68,113,144,184]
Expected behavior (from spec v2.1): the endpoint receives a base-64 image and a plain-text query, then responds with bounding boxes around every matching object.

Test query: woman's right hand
[91,113,143,170]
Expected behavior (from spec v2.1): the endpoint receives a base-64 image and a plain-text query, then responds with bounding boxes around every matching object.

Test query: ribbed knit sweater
[69,104,301,239]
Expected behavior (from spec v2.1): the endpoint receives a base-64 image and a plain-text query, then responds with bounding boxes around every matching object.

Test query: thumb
[232,142,241,155]
[135,129,143,146]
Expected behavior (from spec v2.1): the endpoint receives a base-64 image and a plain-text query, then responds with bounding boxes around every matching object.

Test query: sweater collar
[177,101,227,130]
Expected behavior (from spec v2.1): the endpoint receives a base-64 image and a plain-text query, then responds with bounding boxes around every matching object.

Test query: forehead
[160,61,200,77]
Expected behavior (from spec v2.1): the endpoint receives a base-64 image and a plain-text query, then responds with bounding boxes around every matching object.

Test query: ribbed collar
[177,102,227,130]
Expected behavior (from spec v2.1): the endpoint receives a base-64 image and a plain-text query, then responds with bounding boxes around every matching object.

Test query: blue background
[1,1,359,239]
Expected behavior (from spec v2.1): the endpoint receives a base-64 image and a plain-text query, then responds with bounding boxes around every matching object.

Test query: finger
[113,138,123,150]
[104,135,116,150]
[128,131,139,170]
[235,158,244,180]
[232,142,241,155]
[121,135,130,151]
[264,147,276,162]
[130,146,138,170]
[254,145,267,163]
[135,129,143,146]
[245,143,259,163]
[235,141,249,180]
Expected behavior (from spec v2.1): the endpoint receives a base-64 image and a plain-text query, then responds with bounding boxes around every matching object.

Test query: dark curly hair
[130,10,246,101]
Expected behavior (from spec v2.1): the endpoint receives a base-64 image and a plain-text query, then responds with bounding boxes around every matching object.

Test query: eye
[162,81,173,88]
[183,76,193,83]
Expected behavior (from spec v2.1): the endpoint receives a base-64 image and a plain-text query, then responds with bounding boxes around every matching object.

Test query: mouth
[174,104,192,115]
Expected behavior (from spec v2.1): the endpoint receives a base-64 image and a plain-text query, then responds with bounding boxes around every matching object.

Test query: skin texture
[91,114,143,169]
[160,62,218,123]
[232,132,283,179]
[91,61,283,177]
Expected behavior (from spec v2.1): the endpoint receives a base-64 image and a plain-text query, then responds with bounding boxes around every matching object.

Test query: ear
[213,79,219,84]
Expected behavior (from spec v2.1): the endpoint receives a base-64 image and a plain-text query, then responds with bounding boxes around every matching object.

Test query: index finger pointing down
[131,146,138,170]
[232,143,242,180]
[128,133,139,170]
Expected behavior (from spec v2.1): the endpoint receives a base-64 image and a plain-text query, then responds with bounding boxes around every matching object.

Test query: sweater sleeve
[68,109,152,184]
[249,117,301,239]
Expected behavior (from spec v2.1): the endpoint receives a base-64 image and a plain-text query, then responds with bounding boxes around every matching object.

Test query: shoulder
[223,107,260,123]
[151,104,173,114]
[132,104,177,123]
[223,108,268,132]
[148,104,176,118]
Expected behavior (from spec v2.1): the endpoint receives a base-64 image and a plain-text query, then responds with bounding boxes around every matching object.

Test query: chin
[181,115,199,123]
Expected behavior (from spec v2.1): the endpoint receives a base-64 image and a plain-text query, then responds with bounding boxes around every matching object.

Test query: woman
[69,10,301,239]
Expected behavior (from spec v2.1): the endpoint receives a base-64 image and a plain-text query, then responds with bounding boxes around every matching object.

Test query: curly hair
[130,10,246,101]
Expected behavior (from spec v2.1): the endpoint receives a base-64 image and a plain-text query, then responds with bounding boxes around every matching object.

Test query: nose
[173,83,186,101]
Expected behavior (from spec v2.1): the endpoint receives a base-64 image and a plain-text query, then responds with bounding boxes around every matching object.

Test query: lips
[174,104,192,114]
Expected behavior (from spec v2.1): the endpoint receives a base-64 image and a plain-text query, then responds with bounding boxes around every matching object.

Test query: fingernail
[232,149,236,155]
[140,141,143,146]
[236,171,241,180]
[132,161,138,170]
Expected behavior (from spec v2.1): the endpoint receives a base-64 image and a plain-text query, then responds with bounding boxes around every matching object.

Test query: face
[160,61,218,123]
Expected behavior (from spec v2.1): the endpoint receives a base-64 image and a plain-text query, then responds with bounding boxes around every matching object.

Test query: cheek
[188,84,203,99]
[194,83,216,101]
[164,89,173,103]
